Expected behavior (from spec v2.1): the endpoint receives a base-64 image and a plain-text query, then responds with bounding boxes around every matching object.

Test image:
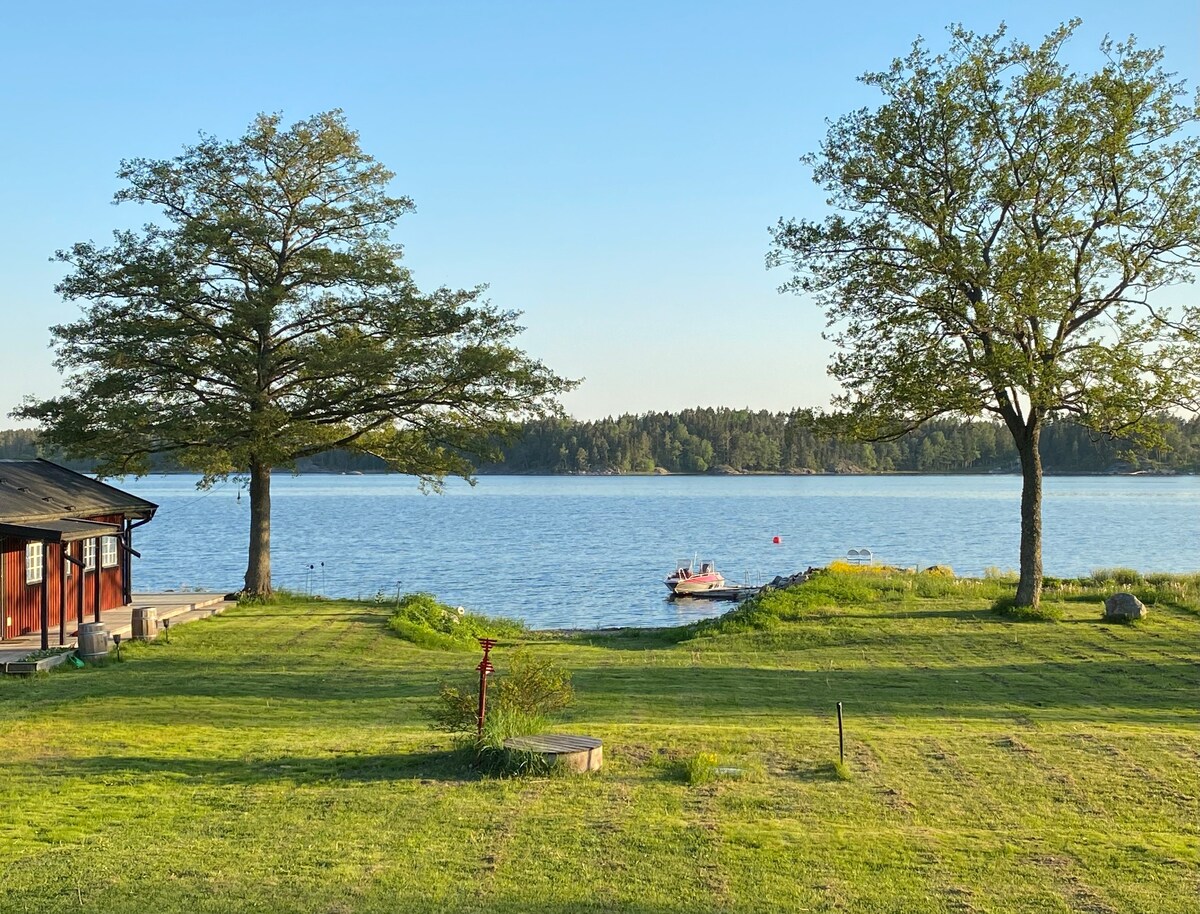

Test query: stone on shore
[1104,592,1147,621]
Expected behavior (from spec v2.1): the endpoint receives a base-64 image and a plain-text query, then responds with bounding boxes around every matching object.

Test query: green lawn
[1,576,1197,913]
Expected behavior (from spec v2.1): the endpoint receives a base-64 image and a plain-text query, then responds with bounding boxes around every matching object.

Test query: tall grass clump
[983,566,1018,582]
[913,566,958,598]
[991,595,1064,622]
[388,593,525,650]
[1090,567,1144,586]
[1142,573,1200,614]
[683,752,719,786]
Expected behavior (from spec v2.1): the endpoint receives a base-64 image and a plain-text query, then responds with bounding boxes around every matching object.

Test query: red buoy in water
[772,535,782,544]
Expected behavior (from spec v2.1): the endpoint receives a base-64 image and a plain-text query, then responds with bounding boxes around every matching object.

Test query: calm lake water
[120,474,1200,629]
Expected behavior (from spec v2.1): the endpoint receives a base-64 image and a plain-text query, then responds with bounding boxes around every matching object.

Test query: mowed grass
[1,574,1198,914]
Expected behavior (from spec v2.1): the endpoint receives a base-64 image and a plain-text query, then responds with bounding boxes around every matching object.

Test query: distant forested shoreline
[5,408,1199,476]
[480,409,1200,475]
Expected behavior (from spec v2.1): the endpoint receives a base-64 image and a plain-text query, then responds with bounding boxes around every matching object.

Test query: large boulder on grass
[1104,592,1147,621]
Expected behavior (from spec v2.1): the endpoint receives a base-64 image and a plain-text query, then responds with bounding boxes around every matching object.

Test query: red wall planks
[0,514,129,640]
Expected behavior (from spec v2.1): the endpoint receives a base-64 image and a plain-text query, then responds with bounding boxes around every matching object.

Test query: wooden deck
[0,592,231,665]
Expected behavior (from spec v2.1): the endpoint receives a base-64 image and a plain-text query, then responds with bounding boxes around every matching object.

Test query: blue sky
[2,1,1197,422]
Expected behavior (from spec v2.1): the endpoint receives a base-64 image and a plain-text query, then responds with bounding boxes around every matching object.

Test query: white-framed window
[64,546,72,578]
[83,538,97,571]
[25,542,44,585]
[101,536,119,569]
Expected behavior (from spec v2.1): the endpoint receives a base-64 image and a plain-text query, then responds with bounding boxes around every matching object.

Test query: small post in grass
[162,617,170,643]
[476,638,497,738]
[836,701,845,764]
[113,632,123,663]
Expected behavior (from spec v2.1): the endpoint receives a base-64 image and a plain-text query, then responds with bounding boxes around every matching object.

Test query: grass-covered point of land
[1,569,1198,914]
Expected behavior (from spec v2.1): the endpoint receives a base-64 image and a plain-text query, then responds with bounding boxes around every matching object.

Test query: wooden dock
[669,584,761,602]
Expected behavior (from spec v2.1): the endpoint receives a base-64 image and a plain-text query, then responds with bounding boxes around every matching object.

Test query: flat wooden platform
[0,593,231,665]
[504,733,603,772]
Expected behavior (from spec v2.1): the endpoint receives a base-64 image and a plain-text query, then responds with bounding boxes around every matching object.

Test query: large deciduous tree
[19,111,574,597]
[769,22,1200,607]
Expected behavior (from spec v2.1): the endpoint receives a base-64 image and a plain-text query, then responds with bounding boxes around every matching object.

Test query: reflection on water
[121,474,1200,629]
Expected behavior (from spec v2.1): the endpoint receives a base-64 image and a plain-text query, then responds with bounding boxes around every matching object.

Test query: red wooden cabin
[0,460,157,649]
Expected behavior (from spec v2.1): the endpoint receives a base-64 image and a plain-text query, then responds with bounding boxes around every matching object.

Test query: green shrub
[492,649,575,716]
[991,596,1064,622]
[388,593,525,650]
[683,752,719,786]
[430,681,482,733]
[430,648,574,737]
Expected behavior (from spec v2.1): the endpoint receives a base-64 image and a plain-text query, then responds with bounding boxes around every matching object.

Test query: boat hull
[665,574,725,594]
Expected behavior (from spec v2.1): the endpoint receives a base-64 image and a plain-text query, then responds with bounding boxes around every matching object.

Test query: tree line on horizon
[480,410,1200,475]
[5,409,1199,476]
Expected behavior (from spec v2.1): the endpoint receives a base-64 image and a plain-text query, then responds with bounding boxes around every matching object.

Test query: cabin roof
[0,459,157,525]
[0,518,122,543]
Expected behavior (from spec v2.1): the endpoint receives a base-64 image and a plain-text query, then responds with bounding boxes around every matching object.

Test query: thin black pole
[837,701,845,764]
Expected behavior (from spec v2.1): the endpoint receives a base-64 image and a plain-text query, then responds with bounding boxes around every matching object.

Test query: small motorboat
[665,558,726,594]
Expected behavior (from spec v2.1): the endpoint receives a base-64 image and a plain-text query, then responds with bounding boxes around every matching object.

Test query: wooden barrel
[77,623,110,662]
[132,606,158,641]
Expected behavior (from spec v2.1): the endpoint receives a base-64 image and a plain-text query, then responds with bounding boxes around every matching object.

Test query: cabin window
[101,536,119,569]
[83,539,97,571]
[25,543,44,584]
[64,548,72,578]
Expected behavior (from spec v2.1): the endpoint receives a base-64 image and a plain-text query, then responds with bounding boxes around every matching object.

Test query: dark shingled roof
[0,518,122,543]
[0,459,157,525]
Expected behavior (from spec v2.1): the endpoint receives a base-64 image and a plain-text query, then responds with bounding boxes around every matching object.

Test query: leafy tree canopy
[769,22,1200,605]
[18,111,574,595]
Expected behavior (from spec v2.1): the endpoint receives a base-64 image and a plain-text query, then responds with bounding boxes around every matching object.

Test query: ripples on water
[122,474,1200,629]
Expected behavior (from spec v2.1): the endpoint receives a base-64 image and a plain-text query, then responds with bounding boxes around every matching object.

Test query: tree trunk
[1014,419,1043,608]
[244,460,273,596]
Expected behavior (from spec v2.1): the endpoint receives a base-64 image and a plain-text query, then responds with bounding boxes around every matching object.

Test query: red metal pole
[477,664,488,738]
[476,638,497,738]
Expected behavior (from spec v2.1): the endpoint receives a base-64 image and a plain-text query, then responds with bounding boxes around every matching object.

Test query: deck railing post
[92,541,101,624]
[76,541,84,625]
[58,542,66,646]
[39,540,49,651]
